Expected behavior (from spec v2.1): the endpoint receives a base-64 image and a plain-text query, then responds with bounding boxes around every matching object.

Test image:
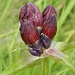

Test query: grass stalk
[55,0,75,41]
[0,0,12,22]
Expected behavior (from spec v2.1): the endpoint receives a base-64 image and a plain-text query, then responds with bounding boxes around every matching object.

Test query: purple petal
[41,33,52,49]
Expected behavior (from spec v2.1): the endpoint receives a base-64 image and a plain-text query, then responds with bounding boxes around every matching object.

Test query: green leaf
[45,47,75,72]
[0,42,75,75]
[55,42,67,51]
[0,49,47,75]
[55,42,75,52]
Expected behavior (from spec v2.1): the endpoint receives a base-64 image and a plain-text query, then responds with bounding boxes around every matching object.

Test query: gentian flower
[19,2,57,56]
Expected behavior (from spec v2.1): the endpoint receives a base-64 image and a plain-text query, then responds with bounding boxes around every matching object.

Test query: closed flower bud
[20,19,42,56]
[29,40,43,56]
[20,19,39,45]
[41,15,57,49]
[42,5,57,22]
[19,2,57,56]
[19,2,42,27]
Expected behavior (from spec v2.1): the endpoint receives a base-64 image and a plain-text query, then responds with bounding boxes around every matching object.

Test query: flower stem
[43,57,49,75]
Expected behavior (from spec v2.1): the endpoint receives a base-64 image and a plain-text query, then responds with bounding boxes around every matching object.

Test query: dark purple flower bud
[19,2,57,56]
[19,2,42,27]
[41,33,52,49]
[20,19,42,56]
[29,40,43,56]
[42,5,57,22]
[43,15,57,39]
[29,50,41,56]
[41,14,57,49]
[20,19,39,45]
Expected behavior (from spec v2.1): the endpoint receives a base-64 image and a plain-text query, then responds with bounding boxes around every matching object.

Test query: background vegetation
[0,0,75,75]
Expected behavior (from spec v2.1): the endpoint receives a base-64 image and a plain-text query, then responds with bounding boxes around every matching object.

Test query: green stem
[43,57,49,75]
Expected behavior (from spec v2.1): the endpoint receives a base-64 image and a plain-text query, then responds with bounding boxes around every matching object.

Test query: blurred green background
[0,0,75,75]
